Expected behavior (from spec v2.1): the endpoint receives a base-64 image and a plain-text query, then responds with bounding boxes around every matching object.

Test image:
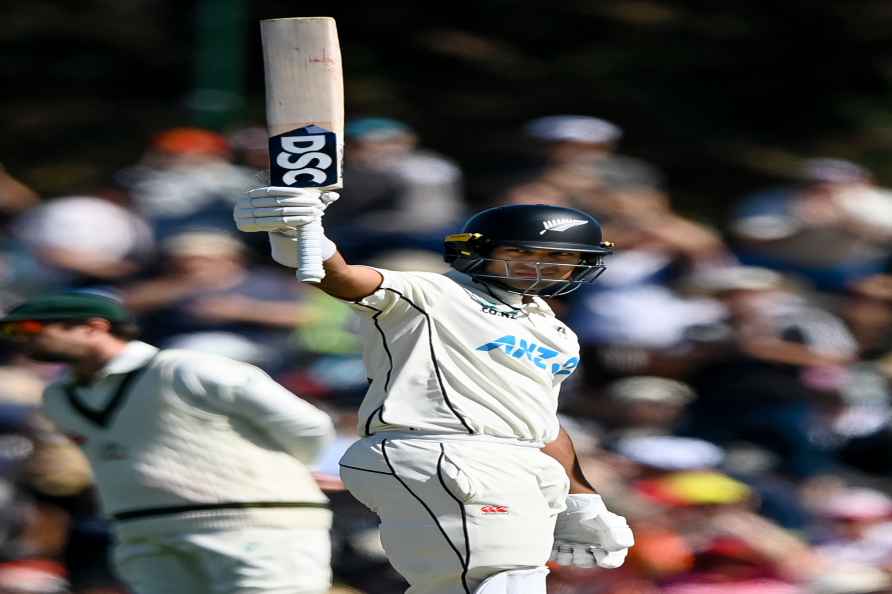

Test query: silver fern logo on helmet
[539,218,589,235]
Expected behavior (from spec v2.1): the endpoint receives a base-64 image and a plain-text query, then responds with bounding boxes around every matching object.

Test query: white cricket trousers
[339,434,570,594]
[112,526,331,594]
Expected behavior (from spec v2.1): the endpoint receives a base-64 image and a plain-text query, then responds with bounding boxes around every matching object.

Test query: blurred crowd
[4,114,892,594]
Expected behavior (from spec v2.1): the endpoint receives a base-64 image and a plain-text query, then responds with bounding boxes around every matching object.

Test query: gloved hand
[234,187,340,235]
[550,494,634,569]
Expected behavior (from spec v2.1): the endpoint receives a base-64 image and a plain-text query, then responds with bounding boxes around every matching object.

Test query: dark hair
[109,321,141,340]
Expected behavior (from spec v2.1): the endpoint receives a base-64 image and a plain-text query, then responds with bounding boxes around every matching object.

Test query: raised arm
[235,186,383,300]
[318,251,384,301]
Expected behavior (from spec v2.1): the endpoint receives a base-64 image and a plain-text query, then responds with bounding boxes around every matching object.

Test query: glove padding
[234,187,339,235]
[550,494,634,569]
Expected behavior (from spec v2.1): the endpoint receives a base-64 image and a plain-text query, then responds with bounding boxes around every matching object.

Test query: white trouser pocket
[437,447,478,503]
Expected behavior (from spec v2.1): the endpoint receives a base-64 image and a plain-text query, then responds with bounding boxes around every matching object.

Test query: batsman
[235,185,633,594]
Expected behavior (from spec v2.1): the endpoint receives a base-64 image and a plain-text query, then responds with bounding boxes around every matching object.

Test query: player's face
[1,320,94,363]
[485,246,583,290]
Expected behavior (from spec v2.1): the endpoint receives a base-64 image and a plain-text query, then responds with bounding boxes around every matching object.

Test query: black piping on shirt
[354,302,393,436]
[65,354,159,428]
[354,302,394,391]
[383,288,474,434]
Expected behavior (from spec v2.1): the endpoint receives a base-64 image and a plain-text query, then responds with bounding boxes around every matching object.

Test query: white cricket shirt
[41,341,334,538]
[349,270,580,444]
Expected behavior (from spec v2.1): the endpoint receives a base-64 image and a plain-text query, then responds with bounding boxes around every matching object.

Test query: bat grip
[296,218,325,282]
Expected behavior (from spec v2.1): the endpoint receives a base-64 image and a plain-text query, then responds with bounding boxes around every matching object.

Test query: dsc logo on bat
[269,124,339,187]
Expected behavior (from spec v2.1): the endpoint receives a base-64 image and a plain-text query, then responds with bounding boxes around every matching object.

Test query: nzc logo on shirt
[476,335,579,376]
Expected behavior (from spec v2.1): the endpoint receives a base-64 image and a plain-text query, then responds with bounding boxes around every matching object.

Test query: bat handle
[296,218,326,282]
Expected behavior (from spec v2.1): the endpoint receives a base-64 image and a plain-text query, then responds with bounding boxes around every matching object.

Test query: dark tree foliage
[5,0,892,223]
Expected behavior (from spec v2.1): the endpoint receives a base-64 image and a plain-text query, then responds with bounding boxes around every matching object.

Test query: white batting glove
[550,494,634,569]
[233,187,339,235]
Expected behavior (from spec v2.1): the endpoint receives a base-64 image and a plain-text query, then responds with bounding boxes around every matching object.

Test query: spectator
[566,218,729,380]
[605,376,697,439]
[807,487,892,568]
[730,157,892,292]
[226,125,270,172]
[11,193,154,289]
[488,176,572,209]
[524,115,664,213]
[0,165,39,228]
[120,230,312,370]
[677,265,858,478]
[115,127,258,240]
[325,117,466,261]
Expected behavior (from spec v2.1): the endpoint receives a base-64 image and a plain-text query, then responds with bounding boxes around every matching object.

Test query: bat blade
[260,17,344,282]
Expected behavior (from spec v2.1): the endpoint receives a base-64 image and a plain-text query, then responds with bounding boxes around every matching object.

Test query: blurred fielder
[235,187,634,594]
[0,291,335,594]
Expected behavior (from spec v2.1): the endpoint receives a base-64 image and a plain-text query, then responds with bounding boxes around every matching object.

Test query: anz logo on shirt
[476,335,579,376]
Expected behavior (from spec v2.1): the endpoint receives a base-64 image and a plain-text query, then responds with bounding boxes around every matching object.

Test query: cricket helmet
[443,204,613,296]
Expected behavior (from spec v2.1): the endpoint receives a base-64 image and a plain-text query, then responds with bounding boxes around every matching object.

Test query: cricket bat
[260,17,344,282]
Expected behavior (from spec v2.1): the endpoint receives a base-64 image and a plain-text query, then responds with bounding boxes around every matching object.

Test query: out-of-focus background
[6,1,892,593]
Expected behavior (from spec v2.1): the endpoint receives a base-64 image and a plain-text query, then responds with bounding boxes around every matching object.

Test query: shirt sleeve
[168,354,335,464]
[348,268,447,318]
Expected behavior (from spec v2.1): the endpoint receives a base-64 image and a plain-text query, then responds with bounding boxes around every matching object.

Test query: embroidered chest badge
[481,505,509,514]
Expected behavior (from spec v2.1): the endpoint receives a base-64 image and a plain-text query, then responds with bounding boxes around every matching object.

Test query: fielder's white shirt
[349,270,579,444]
[42,341,334,538]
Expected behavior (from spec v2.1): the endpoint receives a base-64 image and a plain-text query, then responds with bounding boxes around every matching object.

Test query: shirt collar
[445,271,554,315]
[96,341,159,379]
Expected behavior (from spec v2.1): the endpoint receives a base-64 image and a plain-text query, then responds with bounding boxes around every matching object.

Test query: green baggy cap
[0,292,131,324]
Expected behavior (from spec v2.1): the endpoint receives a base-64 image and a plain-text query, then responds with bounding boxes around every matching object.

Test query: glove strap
[565,494,607,514]
[268,230,337,269]
[320,233,337,260]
